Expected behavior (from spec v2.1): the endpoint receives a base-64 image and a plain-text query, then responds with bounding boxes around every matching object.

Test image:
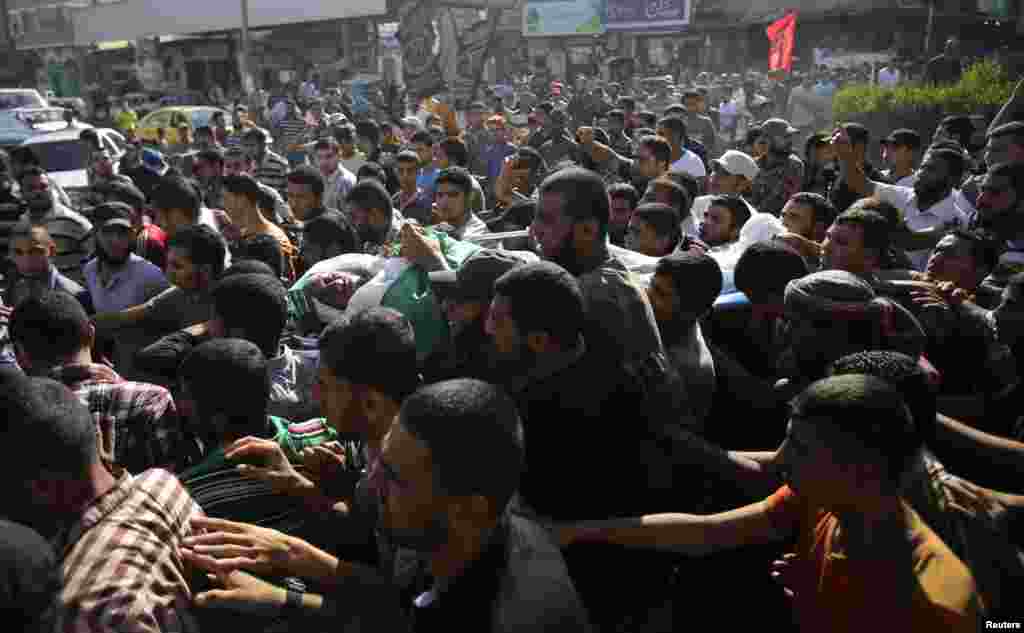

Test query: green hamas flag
[344,232,483,361]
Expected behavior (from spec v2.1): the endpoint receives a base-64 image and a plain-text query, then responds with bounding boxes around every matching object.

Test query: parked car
[17,125,125,208]
[0,89,47,111]
[49,97,90,120]
[0,107,71,150]
[137,106,231,145]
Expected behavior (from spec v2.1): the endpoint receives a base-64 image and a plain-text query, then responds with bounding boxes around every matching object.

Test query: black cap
[429,249,535,303]
[92,201,133,228]
[881,128,922,149]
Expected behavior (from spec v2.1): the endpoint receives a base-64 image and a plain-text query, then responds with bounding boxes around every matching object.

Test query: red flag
[766,12,797,72]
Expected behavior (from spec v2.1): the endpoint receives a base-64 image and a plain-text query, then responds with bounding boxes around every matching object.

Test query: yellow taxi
[137,106,231,145]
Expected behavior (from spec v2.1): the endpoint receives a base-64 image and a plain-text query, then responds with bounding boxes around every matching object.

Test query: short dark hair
[607,109,626,121]
[435,166,472,196]
[608,182,640,209]
[18,165,46,184]
[633,203,681,247]
[167,223,227,278]
[195,148,225,166]
[356,162,387,184]
[439,138,469,168]
[662,170,702,204]
[303,211,360,253]
[789,192,838,227]
[514,146,547,174]
[346,178,392,213]
[651,177,693,219]
[638,135,672,166]
[926,147,967,183]
[181,338,269,438]
[223,259,276,277]
[314,137,340,154]
[211,274,288,357]
[987,121,1024,145]
[791,374,918,486]
[395,150,420,165]
[410,130,433,147]
[9,290,91,367]
[988,161,1024,198]
[841,122,870,147]
[734,240,809,303]
[655,251,722,315]
[319,307,420,402]
[835,207,891,264]
[399,379,524,514]
[152,176,201,220]
[287,165,326,197]
[356,120,381,144]
[537,167,610,236]
[949,228,1002,273]
[827,351,936,445]
[222,173,264,203]
[939,115,974,148]
[333,123,356,144]
[707,194,752,230]
[493,261,584,348]
[656,116,688,143]
[237,234,284,279]
[0,377,97,479]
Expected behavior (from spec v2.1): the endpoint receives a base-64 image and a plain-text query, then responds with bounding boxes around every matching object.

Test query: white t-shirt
[874,182,975,270]
[671,150,707,179]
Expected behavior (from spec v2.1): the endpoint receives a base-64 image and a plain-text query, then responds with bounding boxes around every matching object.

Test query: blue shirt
[484,142,518,185]
[417,167,439,199]
[84,253,170,314]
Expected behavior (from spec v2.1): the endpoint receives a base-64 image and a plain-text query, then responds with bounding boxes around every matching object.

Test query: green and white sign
[523,0,605,37]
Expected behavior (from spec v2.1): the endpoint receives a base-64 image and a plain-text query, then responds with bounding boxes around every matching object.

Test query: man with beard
[579,130,671,195]
[827,122,889,213]
[7,223,91,311]
[605,109,633,157]
[608,182,640,246]
[645,251,720,432]
[82,202,169,314]
[430,168,489,241]
[971,161,1024,303]
[426,249,537,383]
[80,148,135,210]
[961,122,1024,207]
[345,178,404,256]
[749,118,805,217]
[485,261,680,629]
[837,134,975,270]
[18,167,93,283]
[224,147,293,225]
[182,377,590,632]
[538,109,579,169]
[243,127,290,198]
[528,167,664,374]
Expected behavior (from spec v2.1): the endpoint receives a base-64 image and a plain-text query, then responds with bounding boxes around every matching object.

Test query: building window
[567,46,593,66]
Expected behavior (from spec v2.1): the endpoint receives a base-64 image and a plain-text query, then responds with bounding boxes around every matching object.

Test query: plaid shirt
[53,469,204,633]
[51,363,198,474]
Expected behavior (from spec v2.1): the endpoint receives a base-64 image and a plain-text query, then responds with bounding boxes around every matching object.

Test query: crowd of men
[2,58,1024,632]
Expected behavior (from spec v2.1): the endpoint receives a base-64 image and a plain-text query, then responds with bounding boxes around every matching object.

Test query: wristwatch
[283,588,303,613]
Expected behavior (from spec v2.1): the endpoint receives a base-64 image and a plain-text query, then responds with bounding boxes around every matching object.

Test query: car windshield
[0,93,45,110]
[24,140,88,173]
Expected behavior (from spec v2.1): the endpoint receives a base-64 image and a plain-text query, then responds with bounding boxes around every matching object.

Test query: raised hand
[225,436,315,495]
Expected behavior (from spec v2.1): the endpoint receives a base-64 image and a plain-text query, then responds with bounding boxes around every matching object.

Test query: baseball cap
[711,150,760,182]
[141,148,165,173]
[92,201,134,229]
[760,118,799,137]
[429,249,537,303]
[881,128,922,149]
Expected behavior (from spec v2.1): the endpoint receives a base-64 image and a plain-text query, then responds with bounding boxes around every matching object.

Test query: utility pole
[239,0,251,95]
[0,0,14,53]
[923,0,936,55]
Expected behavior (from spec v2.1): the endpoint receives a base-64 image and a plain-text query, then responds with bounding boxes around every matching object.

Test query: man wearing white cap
[684,149,759,239]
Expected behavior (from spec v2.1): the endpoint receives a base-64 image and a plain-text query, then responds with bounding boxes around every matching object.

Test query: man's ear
[573,218,600,247]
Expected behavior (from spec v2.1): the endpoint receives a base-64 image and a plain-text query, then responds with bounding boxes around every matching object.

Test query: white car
[0,88,47,111]
[17,125,126,207]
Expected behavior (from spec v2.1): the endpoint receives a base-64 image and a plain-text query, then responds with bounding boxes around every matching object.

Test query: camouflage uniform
[750,153,804,216]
